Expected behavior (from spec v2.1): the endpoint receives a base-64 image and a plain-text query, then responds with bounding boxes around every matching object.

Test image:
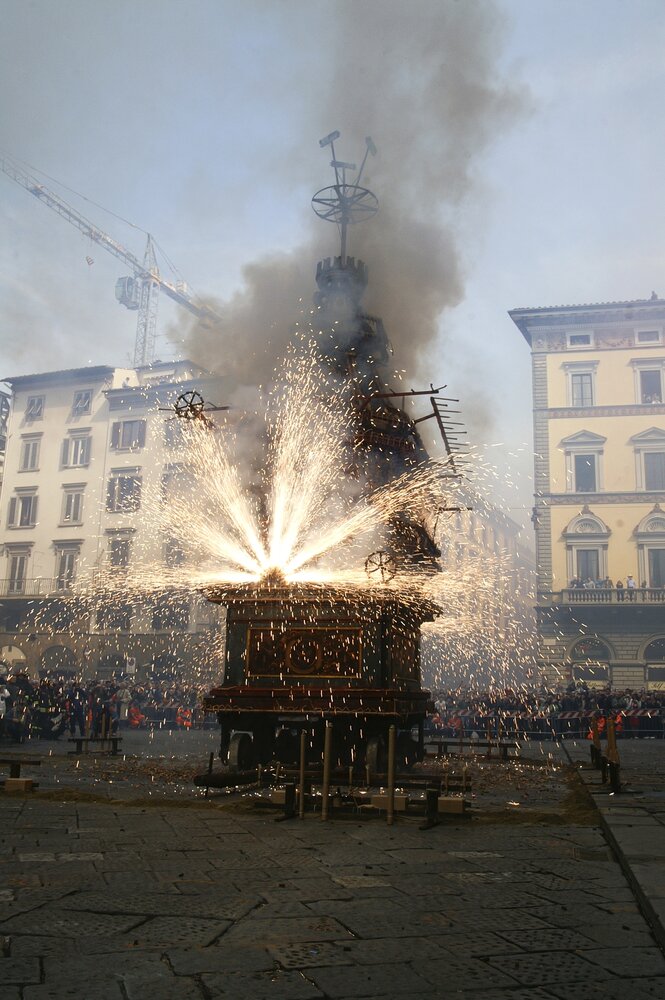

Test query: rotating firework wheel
[174,390,205,421]
[365,550,397,583]
[311,184,378,227]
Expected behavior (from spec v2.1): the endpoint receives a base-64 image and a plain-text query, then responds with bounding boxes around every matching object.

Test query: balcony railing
[0,578,76,598]
[557,587,665,604]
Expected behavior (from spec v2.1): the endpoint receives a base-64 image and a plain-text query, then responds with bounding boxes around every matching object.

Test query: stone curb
[560,740,665,955]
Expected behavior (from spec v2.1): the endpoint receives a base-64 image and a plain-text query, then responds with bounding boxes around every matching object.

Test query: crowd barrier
[430,709,664,741]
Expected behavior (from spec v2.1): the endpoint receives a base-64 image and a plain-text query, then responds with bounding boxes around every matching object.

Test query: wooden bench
[68,736,122,756]
[425,738,517,761]
[0,755,41,790]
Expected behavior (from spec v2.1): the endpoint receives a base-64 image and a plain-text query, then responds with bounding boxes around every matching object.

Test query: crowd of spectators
[0,671,210,742]
[430,682,665,739]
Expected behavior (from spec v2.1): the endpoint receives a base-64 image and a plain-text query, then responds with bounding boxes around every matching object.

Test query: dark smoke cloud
[171,0,525,389]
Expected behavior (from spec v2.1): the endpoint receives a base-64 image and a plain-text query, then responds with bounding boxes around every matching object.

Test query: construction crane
[0,155,217,366]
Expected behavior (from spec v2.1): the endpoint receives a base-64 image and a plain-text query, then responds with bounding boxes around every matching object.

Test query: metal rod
[321,722,333,822]
[205,751,214,799]
[298,730,306,820]
[387,725,396,826]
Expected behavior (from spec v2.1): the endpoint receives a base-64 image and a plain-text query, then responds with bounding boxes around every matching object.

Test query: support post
[606,718,621,793]
[321,721,332,822]
[590,718,601,769]
[421,786,439,830]
[387,724,396,826]
[204,751,214,799]
[298,730,306,820]
[283,782,296,819]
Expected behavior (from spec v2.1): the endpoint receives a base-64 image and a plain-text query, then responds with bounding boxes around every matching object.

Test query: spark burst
[76,343,536,692]
[104,343,457,596]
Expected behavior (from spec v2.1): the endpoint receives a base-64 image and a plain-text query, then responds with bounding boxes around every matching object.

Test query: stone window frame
[19,433,42,472]
[630,357,665,405]
[4,541,33,593]
[634,327,663,347]
[60,484,85,526]
[563,509,610,583]
[7,488,39,529]
[635,505,665,587]
[53,540,82,592]
[25,395,45,421]
[72,389,93,415]
[61,429,92,469]
[630,427,665,491]
[562,360,599,407]
[565,330,594,349]
[560,430,606,494]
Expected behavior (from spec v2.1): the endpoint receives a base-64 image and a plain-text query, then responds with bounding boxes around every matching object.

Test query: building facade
[0,361,226,681]
[511,296,665,690]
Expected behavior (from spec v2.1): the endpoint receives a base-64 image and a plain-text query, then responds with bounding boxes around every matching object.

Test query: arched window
[563,507,610,583]
[570,637,611,662]
[39,645,78,677]
[634,505,665,588]
[645,638,665,662]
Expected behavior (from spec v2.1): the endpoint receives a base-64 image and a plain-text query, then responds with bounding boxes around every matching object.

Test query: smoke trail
[171,0,524,385]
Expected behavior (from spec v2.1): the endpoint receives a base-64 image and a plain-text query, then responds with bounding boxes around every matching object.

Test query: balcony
[547,588,665,605]
[0,578,76,598]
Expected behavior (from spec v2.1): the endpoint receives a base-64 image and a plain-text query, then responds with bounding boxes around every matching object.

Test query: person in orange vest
[128,703,146,729]
[176,706,192,730]
[614,712,624,737]
[587,713,606,739]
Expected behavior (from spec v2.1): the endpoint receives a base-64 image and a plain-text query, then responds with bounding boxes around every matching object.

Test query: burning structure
[203,135,463,769]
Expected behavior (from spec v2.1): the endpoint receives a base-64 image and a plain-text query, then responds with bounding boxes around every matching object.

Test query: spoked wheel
[228,732,255,770]
[174,390,205,420]
[365,736,386,777]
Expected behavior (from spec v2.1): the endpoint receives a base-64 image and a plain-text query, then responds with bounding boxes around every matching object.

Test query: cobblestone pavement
[566,738,665,955]
[2,787,665,999]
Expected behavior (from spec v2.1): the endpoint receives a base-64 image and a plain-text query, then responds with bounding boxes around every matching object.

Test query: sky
[1,0,665,534]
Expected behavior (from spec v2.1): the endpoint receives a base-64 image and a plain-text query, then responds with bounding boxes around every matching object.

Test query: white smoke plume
[171,0,525,389]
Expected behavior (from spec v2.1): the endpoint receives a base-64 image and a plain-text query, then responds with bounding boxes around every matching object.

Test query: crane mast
[1,155,215,366]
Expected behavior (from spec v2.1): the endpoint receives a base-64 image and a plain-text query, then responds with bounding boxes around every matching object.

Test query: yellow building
[511,297,665,690]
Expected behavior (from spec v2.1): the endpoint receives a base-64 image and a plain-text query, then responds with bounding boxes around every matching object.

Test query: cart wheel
[366,736,386,777]
[228,732,254,770]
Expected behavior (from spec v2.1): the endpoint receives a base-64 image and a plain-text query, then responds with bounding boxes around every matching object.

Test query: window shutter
[138,421,146,448]
[106,478,116,511]
[8,497,16,526]
[31,496,38,525]
[82,437,90,464]
[111,422,121,448]
[61,439,70,467]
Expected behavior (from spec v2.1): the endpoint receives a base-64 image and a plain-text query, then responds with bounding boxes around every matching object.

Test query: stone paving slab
[581,945,665,977]
[201,969,323,999]
[167,944,275,975]
[545,980,665,1000]
[323,935,450,967]
[220,914,354,944]
[123,970,205,1000]
[305,961,433,997]
[0,909,142,937]
[123,915,230,946]
[488,949,612,986]
[0,956,41,985]
[23,988,125,1000]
